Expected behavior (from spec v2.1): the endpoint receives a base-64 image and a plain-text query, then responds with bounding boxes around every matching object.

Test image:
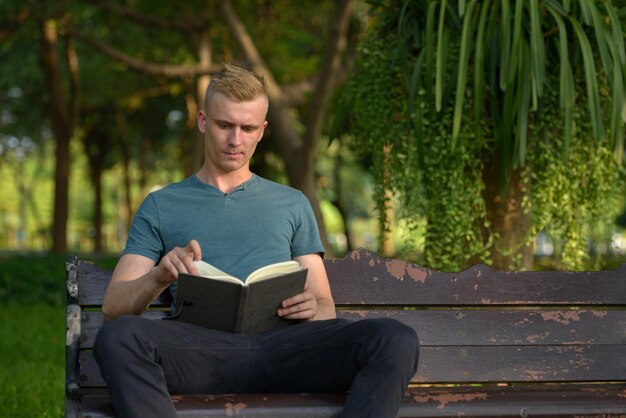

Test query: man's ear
[258,120,268,141]
[198,111,207,134]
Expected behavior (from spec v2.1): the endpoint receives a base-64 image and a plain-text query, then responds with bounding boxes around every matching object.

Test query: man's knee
[360,318,419,366]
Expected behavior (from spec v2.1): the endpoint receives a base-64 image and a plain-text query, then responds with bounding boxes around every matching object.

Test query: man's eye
[217,122,230,129]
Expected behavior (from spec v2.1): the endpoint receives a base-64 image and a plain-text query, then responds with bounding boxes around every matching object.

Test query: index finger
[186,239,202,261]
[180,240,201,276]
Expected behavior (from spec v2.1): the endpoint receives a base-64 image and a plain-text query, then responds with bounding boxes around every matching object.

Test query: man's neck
[195,167,253,194]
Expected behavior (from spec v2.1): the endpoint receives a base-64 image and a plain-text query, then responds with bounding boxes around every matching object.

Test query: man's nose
[228,128,243,146]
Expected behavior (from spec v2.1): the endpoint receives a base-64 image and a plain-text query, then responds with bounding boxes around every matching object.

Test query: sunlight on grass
[0,304,64,418]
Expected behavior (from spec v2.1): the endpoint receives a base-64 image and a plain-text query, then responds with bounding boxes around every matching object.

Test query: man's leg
[95,316,418,417]
[251,317,419,418]
[94,315,253,418]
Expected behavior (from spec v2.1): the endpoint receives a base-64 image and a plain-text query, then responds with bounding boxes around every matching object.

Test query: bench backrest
[66,248,626,393]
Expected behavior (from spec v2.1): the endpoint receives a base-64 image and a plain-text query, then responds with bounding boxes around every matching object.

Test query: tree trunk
[116,112,133,234]
[182,88,197,177]
[82,122,110,253]
[219,0,353,257]
[193,30,212,173]
[92,159,104,252]
[381,188,396,256]
[139,136,149,194]
[330,140,354,253]
[40,19,73,253]
[482,160,533,270]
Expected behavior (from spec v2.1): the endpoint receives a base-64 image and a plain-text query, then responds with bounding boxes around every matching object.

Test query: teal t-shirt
[123,174,324,304]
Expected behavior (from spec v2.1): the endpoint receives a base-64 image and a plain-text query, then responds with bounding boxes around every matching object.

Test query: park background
[1,0,626,416]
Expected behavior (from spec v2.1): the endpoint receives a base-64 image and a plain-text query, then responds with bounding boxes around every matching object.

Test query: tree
[39,14,80,253]
[343,0,626,270]
[1,2,59,250]
[73,0,358,255]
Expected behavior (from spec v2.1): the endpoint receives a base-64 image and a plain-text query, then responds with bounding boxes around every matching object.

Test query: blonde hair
[204,64,268,111]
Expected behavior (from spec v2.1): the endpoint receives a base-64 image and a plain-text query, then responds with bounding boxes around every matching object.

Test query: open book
[168,260,307,334]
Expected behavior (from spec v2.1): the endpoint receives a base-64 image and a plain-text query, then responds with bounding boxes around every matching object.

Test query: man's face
[198,92,268,176]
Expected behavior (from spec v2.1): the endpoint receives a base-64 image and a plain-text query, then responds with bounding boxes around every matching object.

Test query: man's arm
[102,241,201,321]
[278,253,336,321]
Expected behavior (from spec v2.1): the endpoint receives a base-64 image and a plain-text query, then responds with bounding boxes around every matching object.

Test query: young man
[95,64,419,418]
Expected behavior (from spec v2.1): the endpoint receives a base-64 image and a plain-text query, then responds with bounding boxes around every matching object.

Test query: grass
[0,303,65,418]
[0,252,118,418]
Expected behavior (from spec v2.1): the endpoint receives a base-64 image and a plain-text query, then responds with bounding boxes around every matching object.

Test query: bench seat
[66,248,626,417]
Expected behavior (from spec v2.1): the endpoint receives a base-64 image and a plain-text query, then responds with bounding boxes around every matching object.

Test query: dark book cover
[170,268,307,334]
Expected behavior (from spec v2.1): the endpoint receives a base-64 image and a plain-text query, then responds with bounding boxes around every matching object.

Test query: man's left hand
[278,288,317,321]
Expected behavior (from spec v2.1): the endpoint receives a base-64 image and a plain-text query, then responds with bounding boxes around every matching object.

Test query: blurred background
[0,1,625,415]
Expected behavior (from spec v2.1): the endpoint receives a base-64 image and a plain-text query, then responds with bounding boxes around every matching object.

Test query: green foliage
[342,0,626,270]
[0,252,118,306]
[0,304,64,417]
[342,28,411,233]
[418,104,492,270]
[528,84,625,270]
[0,12,46,144]
[1,0,348,253]
[344,6,492,270]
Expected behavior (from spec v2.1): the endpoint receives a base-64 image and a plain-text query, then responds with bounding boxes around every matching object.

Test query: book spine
[234,286,249,333]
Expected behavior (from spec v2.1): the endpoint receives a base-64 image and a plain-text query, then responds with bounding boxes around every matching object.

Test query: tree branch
[91,1,212,33]
[303,0,353,152]
[219,0,304,160]
[64,32,80,130]
[218,0,287,104]
[281,76,316,106]
[74,32,221,78]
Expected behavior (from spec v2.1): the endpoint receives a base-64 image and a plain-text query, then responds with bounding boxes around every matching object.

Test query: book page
[246,260,302,284]
[194,260,242,285]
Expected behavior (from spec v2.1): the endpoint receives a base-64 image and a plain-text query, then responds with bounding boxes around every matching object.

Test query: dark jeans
[94,316,419,418]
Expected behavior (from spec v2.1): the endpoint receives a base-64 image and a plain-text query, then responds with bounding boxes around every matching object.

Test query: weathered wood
[76,384,626,418]
[78,309,626,349]
[78,343,626,388]
[66,249,626,417]
[65,254,81,418]
[66,254,79,305]
[76,260,172,306]
[326,248,626,305]
[76,249,626,306]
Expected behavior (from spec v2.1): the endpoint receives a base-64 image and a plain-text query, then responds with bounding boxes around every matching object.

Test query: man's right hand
[154,240,202,284]
[103,240,203,320]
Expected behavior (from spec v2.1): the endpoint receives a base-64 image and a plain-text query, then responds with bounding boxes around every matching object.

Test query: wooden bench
[66,248,626,417]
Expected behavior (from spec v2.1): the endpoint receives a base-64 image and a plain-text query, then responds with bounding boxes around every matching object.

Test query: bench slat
[413,344,626,383]
[77,384,626,418]
[79,344,626,387]
[75,249,626,306]
[326,250,626,305]
[76,261,171,306]
[78,309,626,349]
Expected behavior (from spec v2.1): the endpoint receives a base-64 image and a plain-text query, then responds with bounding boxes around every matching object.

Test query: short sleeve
[122,194,164,262]
[291,192,325,258]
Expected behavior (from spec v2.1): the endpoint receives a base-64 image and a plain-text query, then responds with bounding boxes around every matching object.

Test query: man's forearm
[102,270,169,321]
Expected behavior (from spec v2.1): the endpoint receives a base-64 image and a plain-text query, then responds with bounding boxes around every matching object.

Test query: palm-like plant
[343,0,626,270]
[435,0,624,169]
